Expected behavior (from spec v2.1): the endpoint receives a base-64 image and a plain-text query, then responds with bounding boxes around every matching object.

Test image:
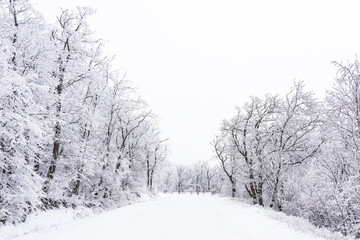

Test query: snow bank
[0,207,94,240]
[230,198,354,240]
[0,192,154,240]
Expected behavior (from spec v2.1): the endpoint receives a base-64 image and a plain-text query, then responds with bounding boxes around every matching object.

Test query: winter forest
[0,0,168,224]
[2,0,360,239]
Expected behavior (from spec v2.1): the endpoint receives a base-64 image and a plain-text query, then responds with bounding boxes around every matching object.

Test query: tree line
[212,66,360,237]
[0,0,167,224]
[158,161,222,194]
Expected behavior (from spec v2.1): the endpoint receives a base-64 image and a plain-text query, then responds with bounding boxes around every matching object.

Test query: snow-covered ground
[1,194,352,240]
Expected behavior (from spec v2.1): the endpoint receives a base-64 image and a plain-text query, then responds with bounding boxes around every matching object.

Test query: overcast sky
[32,0,360,165]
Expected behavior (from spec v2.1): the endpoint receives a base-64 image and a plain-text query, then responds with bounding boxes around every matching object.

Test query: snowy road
[9,194,340,240]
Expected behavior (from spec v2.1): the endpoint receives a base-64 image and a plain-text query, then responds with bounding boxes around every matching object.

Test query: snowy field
[1,194,351,240]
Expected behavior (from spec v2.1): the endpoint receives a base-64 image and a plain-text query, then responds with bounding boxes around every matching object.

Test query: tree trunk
[10,0,19,70]
[270,162,282,209]
[257,181,264,206]
[73,167,83,195]
[44,62,64,193]
[149,168,154,192]
[146,156,150,190]
[248,165,258,204]
[231,179,236,197]
[149,175,153,191]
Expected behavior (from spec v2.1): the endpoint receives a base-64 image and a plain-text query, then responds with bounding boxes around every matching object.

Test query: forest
[0,0,167,225]
[1,0,360,239]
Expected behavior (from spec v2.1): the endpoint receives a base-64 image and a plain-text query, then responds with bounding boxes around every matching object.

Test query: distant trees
[0,0,167,224]
[158,161,221,195]
[175,165,186,193]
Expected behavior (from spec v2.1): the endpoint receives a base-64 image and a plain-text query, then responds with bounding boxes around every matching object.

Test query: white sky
[32,0,360,165]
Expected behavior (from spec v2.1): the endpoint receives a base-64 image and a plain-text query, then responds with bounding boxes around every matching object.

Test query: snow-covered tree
[0,0,168,224]
[304,60,360,236]
[0,0,49,223]
[212,133,239,197]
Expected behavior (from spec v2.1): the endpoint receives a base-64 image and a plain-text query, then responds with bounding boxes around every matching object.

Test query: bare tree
[204,163,218,192]
[268,81,323,210]
[220,95,278,205]
[145,130,168,191]
[175,165,186,194]
[212,134,238,197]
